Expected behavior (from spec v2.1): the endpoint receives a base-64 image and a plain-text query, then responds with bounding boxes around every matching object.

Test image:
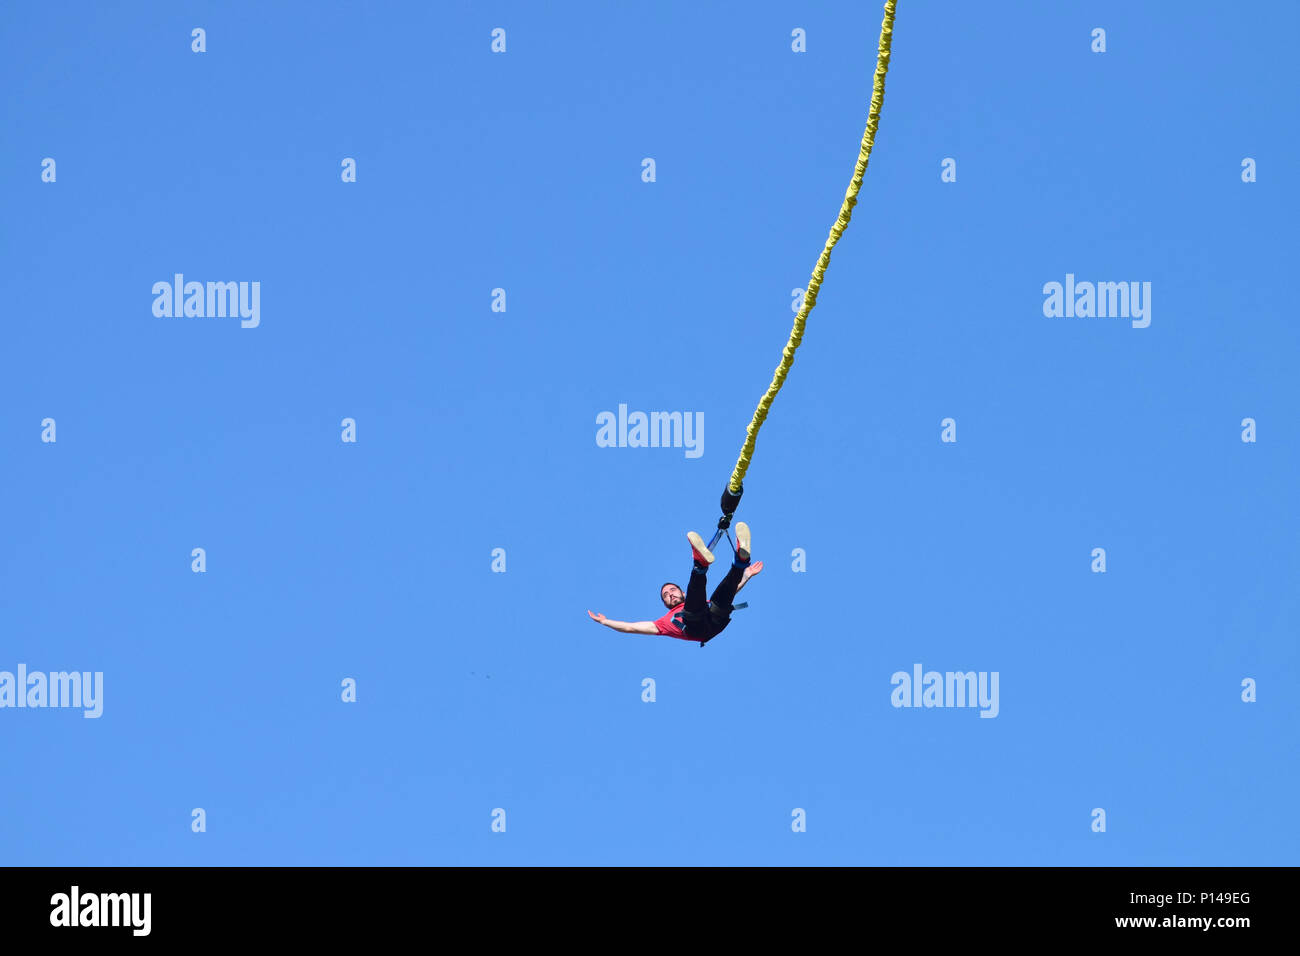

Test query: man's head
[660,582,684,608]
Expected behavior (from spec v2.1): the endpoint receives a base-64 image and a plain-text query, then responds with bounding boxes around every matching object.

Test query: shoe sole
[687,531,715,564]
[734,521,751,558]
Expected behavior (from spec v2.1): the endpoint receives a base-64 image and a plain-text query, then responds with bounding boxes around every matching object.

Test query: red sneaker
[734,521,751,562]
[687,531,715,566]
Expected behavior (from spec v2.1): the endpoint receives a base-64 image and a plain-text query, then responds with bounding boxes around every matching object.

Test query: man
[588,522,763,645]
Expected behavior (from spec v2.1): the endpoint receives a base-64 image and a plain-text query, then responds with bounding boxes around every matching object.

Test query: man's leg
[684,564,710,616]
[707,522,751,629]
[708,562,746,610]
[681,531,715,638]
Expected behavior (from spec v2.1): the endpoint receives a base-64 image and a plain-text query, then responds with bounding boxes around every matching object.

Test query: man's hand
[588,612,659,635]
[734,560,763,595]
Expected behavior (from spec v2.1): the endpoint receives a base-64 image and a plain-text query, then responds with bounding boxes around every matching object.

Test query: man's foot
[734,522,751,563]
[687,531,714,567]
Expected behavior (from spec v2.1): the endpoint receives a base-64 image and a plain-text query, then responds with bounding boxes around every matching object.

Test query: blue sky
[1,0,1295,865]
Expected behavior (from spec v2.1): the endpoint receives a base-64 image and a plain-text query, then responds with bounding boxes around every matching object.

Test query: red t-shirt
[654,602,696,642]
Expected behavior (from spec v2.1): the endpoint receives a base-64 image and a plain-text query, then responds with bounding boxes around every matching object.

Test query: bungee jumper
[588,0,897,647]
[588,523,765,646]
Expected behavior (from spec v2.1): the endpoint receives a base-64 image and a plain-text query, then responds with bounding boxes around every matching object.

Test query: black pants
[682,562,745,643]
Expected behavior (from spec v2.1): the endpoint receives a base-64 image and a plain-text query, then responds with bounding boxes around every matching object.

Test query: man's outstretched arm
[588,611,659,635]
